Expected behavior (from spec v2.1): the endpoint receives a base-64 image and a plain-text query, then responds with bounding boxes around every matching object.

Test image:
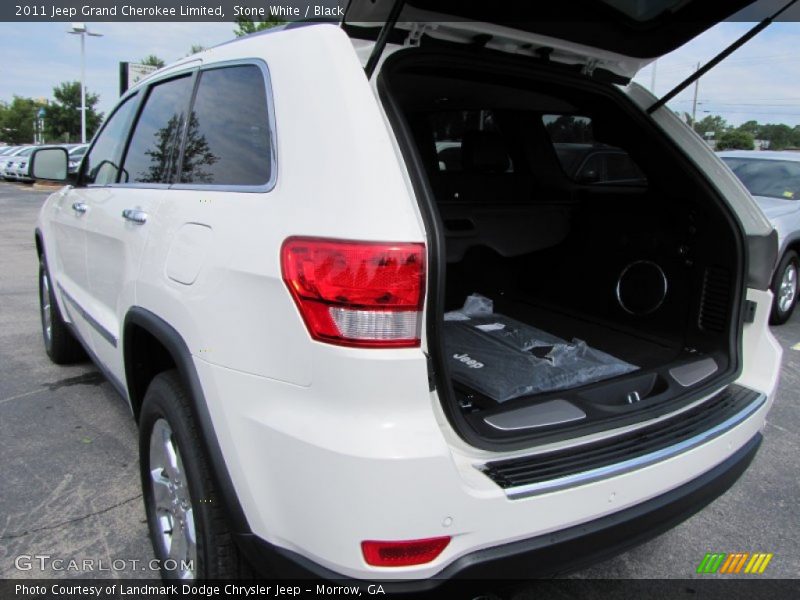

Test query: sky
[0,20,799,127]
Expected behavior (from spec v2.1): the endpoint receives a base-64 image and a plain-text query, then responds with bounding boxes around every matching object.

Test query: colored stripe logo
[696,552,774,574]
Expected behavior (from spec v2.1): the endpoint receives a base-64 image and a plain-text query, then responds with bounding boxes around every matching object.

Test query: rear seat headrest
[461,130,511,173]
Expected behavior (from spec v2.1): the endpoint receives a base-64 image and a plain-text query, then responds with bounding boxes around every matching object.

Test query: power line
[699,110,800,116]
[672,100,800,106]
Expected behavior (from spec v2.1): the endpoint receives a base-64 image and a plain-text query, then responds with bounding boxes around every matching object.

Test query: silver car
[1,146,31,180]
[6,146,38,182]
[67,144,89,174]
[719,150,800,324]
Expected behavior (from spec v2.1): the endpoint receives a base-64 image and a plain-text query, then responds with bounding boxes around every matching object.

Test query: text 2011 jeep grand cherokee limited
[32,0,783,583]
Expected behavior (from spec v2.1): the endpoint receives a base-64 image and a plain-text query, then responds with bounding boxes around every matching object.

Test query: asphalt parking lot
[0,181,798,584]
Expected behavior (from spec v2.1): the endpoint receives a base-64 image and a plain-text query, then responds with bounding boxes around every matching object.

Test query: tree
[140,55,166,68]
[792,125,800,148]
[692,115,728,139]
[233,15,283,37]
[187,44,206,56]
[737,120,760,137]
[759,123,794,150]
[1,96,38,144]
[716,130,755,151]
[44,82,103,143]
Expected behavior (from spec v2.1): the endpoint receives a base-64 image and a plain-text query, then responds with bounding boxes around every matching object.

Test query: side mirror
[29,147,69,181]
[576,168,600,184]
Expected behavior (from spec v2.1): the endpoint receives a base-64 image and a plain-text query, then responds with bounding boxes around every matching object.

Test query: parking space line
[0,388,48,406]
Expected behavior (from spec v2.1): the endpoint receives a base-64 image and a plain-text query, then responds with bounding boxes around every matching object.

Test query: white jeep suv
[32,1,782,584]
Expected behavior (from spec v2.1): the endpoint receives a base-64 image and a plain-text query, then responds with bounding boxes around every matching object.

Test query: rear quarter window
[543,114,646,186]
[179,64,273,187]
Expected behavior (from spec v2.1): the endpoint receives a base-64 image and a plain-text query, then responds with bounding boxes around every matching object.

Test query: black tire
[139,370,255,579]
[38,254,86,364]
[769,250,799,325]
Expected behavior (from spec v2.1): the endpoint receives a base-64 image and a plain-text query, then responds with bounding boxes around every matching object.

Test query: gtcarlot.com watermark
[14,553,192,573]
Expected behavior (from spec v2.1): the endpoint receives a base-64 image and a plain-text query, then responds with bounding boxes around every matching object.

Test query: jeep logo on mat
[453,353,484,369]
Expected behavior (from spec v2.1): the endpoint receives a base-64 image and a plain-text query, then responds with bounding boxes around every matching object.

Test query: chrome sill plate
[484,399,586,431]
[487,392,766,500]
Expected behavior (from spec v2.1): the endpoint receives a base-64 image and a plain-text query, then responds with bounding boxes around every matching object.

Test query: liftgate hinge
[404,23,435,47]
[425,352,437,392]
[582,58,601,78]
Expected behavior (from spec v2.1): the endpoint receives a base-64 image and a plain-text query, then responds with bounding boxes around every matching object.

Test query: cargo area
[379,49,745,446]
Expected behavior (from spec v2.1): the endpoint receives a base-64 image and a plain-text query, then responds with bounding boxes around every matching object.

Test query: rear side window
[429,110,513,173]
[83,95,138,185]
[121,75,194,184]
[179,65,273,186]
[543,114,646,185]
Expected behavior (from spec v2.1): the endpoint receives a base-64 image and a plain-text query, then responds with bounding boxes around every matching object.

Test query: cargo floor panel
[496,299,684,369]
[444,297,639,403]
[443,296,732,444]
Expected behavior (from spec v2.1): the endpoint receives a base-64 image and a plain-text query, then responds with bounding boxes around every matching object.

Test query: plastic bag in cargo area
[445,294,565,350]
[444,294,638,402]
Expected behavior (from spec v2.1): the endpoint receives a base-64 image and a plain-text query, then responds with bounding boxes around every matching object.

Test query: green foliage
[693,115,728,139]
[188,45,206,56]
[0,96,39,144]
[140,55,166,68]
[716,130,755,151]
[685,113,800,150]
[737,120,760,136]
[757,123,794,150]
[44,81,103,143]
[233,15,284,37]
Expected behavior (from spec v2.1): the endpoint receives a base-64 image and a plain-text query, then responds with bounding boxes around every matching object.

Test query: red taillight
[281,237,426,348]
[361,537,450,567]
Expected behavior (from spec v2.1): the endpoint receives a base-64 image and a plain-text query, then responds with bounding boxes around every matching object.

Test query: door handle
[122,209,148,224]
[71,202,87,214]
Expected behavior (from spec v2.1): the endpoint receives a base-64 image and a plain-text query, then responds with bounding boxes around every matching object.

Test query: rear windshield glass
[721,157,800,200]
[543,114,646,186]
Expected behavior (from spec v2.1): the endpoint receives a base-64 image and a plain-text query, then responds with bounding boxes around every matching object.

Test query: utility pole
[691,62,700,128]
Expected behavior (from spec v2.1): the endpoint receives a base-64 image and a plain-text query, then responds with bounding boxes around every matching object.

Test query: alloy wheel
[149,418,197,578]
[778,262,797,314]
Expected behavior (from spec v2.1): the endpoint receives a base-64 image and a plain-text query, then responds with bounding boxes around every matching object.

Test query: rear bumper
[236,433,762,586]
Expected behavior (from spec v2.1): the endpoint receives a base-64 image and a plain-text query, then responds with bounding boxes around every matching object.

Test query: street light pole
[69,23,103,144]
[80,30,86,143]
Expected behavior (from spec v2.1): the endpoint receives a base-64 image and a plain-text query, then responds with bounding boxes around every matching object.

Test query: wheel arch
[772,237,800,290]
[123,306,250,533]
[783,238,800,264]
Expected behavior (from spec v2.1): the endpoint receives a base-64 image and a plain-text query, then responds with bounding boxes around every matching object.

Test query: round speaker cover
[616,261,667,315]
